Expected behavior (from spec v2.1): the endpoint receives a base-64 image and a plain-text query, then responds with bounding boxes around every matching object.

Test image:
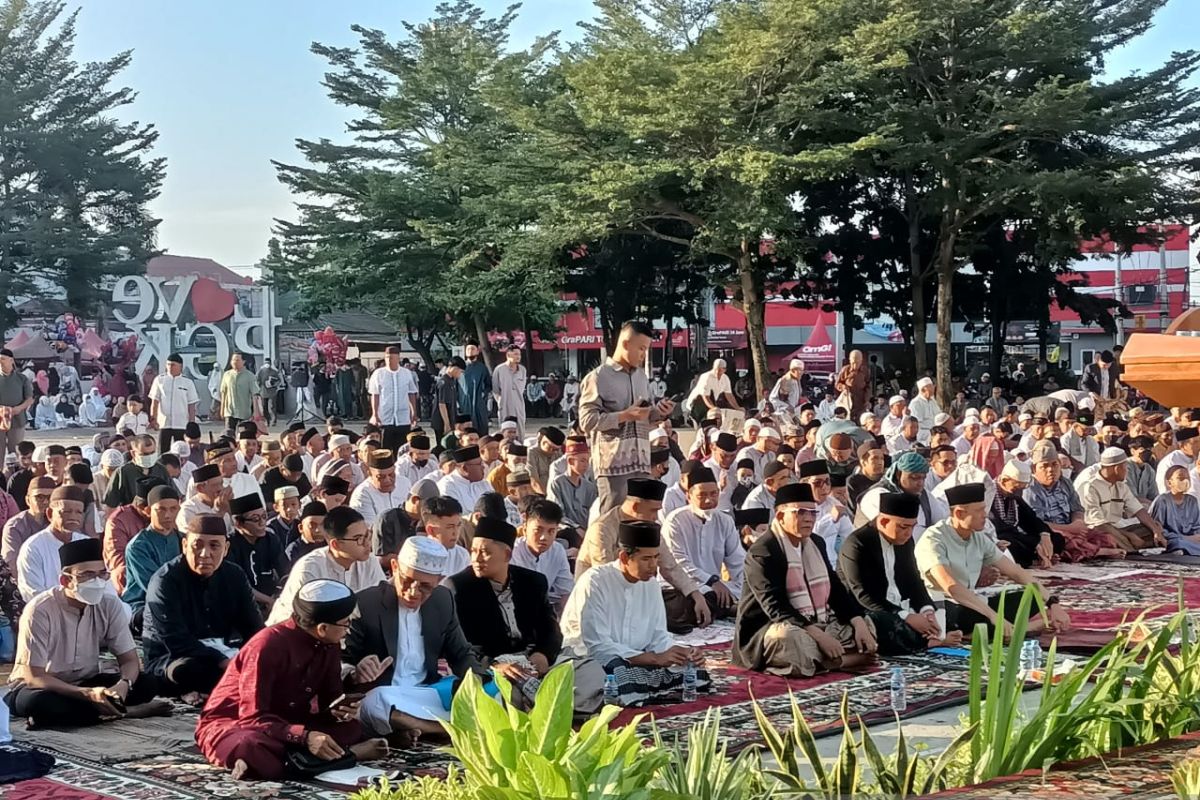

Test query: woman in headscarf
[853,451,935,541]
[969,422,1008,479]
[78,388,108,427]
[34,395,59,430]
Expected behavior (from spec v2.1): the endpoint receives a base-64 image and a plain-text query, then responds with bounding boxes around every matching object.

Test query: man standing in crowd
[0,348,34,464]
[148,353,199,453]
[460,343,492,434]
[433,357,467,445]
[369,345,420,453]
[218,353,261,436]
[255,358,282,426]
[492,345,528,437]
[580,321,676,513]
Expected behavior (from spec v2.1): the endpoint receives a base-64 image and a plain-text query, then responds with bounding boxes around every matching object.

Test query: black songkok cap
[650,448,671,466]
[320,475,350,495]
[192,464,220,483]
[618,520,661,549]
[300,501,327,520]
[714,432,738,451]
[473,516,517,548]
[282,454,305,472]
[733,507,771,528]
[627,478,667,502]
[410,435,432,450]
[301,428,320,445]
[367,449,397,470]
[944,482,986,507]
[878,491,921,519]
[230,493,265,516]
[775,482,815,506]
[506,443,527,457]
[453,446,481,463]
[185,422,202,438]
[798,459,829,478]
[59,537,103,568]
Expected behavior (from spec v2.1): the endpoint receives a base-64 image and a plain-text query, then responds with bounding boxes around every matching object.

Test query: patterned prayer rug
[929,730,1200,799]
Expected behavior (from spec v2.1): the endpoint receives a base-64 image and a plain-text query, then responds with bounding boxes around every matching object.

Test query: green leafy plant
[1172,758,1200,800]
[442,663,670,800]
[653,708,768,800]
[351,772,466,800]
[859,713,976,798]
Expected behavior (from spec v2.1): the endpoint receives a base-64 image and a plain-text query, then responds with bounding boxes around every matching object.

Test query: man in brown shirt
[577,478,712,632]
[6,538,168,728]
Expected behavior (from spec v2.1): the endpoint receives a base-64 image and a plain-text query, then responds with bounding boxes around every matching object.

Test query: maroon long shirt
[196,620,357,753]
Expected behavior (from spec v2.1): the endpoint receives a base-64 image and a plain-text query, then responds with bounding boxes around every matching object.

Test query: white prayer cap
[759,427,781,440]
[297,578,354,603]
[781,424,800,437]
[99,448,125,468]
[964,407,980,418]
[1018,412,1032,422]
[399,536,448,575]
[170,441,191,458]
[888,395,905,407]
[1000,460,1031,482]
[713,358,727,370]
[789,358,805,370]
[933,412,951,426]
[649,428,669,443]
[31,446,47,464]
[329,434,351,450]
[916,377,934,389]
[963,418,981,429]
[1055,407,1071,419]
[500,419,518,431]
[744,418,762,431]
[859,412,875,425]
[1100,446,1128,467]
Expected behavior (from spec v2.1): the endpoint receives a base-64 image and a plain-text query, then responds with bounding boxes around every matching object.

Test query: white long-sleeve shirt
[510,539,574,605]
[909,395,941,434]
[660,506,745,598]
[268,547,386,625]
[741,484,776,513]
[734,445,774,483]
[395,455,438,488]
[349,479,412,525]
[560,562,673,662]
[436,471,490,514]
[879,414,906,441]
[17,528,88,601]
[658,483,688,523]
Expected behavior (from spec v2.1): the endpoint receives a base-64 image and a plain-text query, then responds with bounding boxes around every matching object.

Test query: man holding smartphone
[579,321,676,514]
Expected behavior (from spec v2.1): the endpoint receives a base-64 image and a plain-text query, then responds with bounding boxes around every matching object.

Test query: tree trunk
[987,276,1005,380]
[905,174,928,377]
[738,247,770,402]
[935,239,957,405]
[472,314,496,370]
[406,324,436,371]
[840,299,855,365]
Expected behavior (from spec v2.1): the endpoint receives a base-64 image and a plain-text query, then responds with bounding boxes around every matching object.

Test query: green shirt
[914,518,1002,595]
[220,368,259,419]
[0,369,32,422]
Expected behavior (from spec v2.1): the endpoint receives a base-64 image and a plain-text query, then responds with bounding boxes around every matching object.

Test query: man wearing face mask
[395,434,437,488]
[17,486,90,601]
[103,435,168,509]
[661,467,745,630]
[7,538,170,728]
[436,445,491,513]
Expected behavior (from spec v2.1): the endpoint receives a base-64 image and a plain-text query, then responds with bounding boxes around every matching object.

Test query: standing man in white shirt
[908,377,941,439]
[491,346,528,437]
[148,354,200,456]
[369,345,420,456]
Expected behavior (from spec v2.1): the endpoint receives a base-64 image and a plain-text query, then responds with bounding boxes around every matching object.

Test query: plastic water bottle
[889,667,907,713]
[681,661,698,703]
[1018,640,1033,676]
[603,674,620,706]
[1024,639,1042,676]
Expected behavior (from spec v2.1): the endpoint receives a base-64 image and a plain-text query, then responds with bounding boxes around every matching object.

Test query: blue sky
[70,0,1195,268]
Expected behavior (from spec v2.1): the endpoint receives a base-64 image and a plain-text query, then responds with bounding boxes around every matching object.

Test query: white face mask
[137,454,157,469]
[73,577,111,606]
[1061,468,1073,480]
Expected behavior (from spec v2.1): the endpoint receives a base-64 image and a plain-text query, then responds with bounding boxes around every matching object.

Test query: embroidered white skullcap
[398,536,448,574]
[500,419,518,431]
[328,434,351,450]
[759,427,781,440]
[964,407,980,418]
[31,446,47,464]
[170,441,191,458]
[916,376,934,389]
[888,395,905,406]
[649,428,669,443]
[1000,460,1031,482]
[99,448,124,468]
[1018,412,1032,422]
[743,418,762,431]
[963,417,981,428]
[1100,446,1128,467]
[859,412,875,425]
[933,412,951,426]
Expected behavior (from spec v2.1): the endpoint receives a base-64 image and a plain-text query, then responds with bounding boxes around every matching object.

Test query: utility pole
[1158,238,1170,332]
[1114,253,1125,345]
